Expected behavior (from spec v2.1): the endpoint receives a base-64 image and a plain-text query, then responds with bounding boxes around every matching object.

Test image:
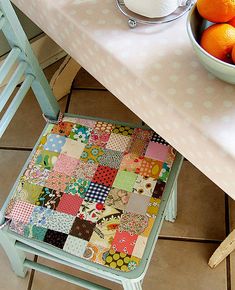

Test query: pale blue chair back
[0,0,60,138]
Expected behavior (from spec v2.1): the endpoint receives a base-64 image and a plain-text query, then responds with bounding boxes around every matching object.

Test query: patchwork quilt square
[61,138,85,159]
[76,118,96,128]
[51,121,74,136]
[99,149,123,169]
[159,163,170,182]
[133,175,157,197]
[106,133,131,152]
[146,197,161,218]
[119,153,143,173]
[53,154,79,176]
[45,171,71,192]
[65,178,90,198]
[77,200,105,222]
[80,144,104,164]
[69,124,92,143]
[63,235,88,257]
[69,217,95,241]
[83,243,108,265]
[105,188,131,211]
[89,206,122,248]
[104,250,140,272]
[132,236,147,259]
[44,229,68,249]
[85,182,110,204]
[89,129,110,148]
[94,121,115,133]
[166,147,176,167]
[119,212,149,235]
[10,201,35,224]
[56,194,83,216]
[5,115,176,273]
[92,165,117,187]
[12,182,43,204]
[35,187,63,210]
[24,225,48,241]
[145,141,169,162]
[43,134,66,153]
[139,157,163,179]
[151,132,169,146]
[141,217,155,237]
[112,171,137,192]
[132,128,152,141]
[111,230,138,255]
[35,150,59,170]
[152,180,166,198]
[46,211,75,234]
[9,220,25,235]
[112,125,134,136]
[23,166,50,187]
[74,161,98,180]
[126,193,150,215]
[29,206,53,228]
[127,138,148,156]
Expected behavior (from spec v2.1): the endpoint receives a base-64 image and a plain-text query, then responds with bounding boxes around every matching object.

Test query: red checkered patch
[10,200,35,224]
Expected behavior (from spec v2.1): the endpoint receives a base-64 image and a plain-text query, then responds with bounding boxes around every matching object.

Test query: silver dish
[116,0,195,28]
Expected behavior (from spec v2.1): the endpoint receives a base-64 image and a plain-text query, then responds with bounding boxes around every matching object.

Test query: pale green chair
[0,1,183,289]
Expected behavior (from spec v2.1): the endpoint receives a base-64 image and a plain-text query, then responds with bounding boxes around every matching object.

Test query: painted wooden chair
[0,1,183,289]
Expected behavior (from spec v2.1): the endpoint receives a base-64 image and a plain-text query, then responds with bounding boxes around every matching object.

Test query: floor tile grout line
[225,194,232,290]
[158,236,223,244]
[27,255,38,290]
[0,146,32,151]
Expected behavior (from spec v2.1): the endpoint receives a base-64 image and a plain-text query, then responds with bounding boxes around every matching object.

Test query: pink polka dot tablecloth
[12,0,235,199]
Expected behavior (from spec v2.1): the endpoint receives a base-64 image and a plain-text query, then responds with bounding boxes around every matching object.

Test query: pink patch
[111,230,138,255]
[54,154,79,176]
[56,194,83,216]
[145,142,169,162]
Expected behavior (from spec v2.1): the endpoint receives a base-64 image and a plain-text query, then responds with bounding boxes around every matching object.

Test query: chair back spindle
[0,0,60,138]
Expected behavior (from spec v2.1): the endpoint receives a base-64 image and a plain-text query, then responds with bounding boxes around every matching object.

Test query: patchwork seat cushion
[5,115,176,273]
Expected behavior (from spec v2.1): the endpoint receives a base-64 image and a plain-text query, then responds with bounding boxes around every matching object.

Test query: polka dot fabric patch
[94,121,115,133]
[43,134,66,153]
[112,125,134,136]
[6,115,176,273]
[92,165,117,187]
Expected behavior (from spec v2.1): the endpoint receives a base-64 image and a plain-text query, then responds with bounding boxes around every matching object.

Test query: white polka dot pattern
[11,0,235,199]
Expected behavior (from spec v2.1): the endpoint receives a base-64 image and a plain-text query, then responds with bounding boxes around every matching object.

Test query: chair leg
[165,180,177,222]
[123,280,142,290]
[0,230,27,277]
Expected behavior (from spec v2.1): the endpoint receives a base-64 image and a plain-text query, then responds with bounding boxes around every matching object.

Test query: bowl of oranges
[187,0,235,84]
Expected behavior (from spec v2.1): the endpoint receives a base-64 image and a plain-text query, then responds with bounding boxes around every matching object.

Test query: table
[11,0,235,266]
[12,0,235,199]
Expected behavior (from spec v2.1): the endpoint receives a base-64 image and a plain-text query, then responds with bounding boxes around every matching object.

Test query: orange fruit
[232,45,235,63]
[197,0,235,23]
[200,24,235,63]
[228,16,235,27]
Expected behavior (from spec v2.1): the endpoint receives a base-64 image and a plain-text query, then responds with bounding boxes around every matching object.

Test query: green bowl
[186,4,235,84]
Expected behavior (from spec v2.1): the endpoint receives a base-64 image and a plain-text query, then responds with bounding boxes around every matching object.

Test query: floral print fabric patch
[6,116,176,273]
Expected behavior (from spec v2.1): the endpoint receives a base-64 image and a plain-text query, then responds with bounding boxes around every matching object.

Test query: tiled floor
[0,61,233,290]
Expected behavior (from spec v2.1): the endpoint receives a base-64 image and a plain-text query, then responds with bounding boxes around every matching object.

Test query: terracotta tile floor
[0,61,232,290]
